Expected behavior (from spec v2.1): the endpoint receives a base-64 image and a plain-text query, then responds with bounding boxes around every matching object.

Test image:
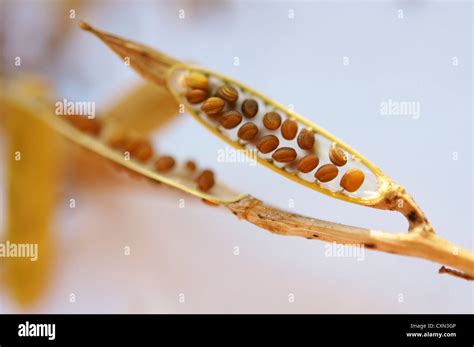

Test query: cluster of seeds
[182,71,366,194]
[65,114,216,193]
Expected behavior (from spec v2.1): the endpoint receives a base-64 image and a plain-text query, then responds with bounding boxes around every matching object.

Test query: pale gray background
[0,0,472,313]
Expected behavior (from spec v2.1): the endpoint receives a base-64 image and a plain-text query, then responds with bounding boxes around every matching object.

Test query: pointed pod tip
[79,20,93,32]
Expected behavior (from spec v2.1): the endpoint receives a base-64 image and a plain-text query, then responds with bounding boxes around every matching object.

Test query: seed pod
[297,129,315,150]
[315,164,338,182]
[281,119,298,140]
[185,72,208,90]
[185,89,208,104]
[155,156,175,173]
[237,122,259,141]
[340,168,365,192]
[263,112,282,130]
[272,147,297,163]
[297,154,319,173]
[195,169,215,192]
[241,99,259,118]
[256,135,279,154]
[66,115,102,136]
[329,145,347,166]
[186,160,197,172]
[201,97,225,116]
[219,110,243,129]
[217,85,238,103]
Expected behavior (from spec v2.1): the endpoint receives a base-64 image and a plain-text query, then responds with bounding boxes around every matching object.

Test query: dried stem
[226,196,474,280]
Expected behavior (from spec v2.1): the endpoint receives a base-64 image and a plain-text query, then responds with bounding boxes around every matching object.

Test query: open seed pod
[4,21,468,280]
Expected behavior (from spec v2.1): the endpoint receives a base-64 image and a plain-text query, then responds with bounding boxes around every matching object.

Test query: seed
[272,147,297,163]
[185,89,208,104]
[315,164,338,182]
[185,72,208,90]
[281,119,298,140]
[219,110,243,129]
[297,154,319,173]
[256,135,279,153]
[155,156,175,173]
[185,160,197,172]
[66,115,101,136]
[201,97,225,116]
[202,198,220,206]
[217,85,238,103]
[195,169,215,192]
[237,122,259,141]
[241,99,258,118]
[130,140,154,162]
[340,168,365,192]
[329,145,347,166]
[297,129,315,150]
[263,112,282,130]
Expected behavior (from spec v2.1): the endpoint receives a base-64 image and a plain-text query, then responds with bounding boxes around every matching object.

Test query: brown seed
[217,85,238,103]
[219,110,243,129]
[195,169,215,192]
[263,112,282,130]
[201,97,225,116]
[281,119,298,140]
[329,145,347,166]
[237,122,259,141]
[185,89,208,104]
[256,135,279,153]
[272,147,297,163]
[130,140,154,162]
[185,160,197,172]
[241,99,259,118]
[66,115,101,136]
[297,129,315,150]
[340,168,365,192]
[315,164,339,182]
[297,154,319,173]
[155,156,175,173]
[185,72,208,90]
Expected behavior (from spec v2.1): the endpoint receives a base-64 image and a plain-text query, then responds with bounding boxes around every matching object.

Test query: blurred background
[0,0,472,313]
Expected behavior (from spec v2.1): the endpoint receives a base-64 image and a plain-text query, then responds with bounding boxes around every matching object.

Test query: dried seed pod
[263,112,282,130]
[340,168,365,192]
[185,72,208,90]
[241,99,259,118]
[201,97,225,116]
[297,154,319,173]
[315,164,339,182]
[256,135,279,154]
[219,110,243,129]
[281,119,298,140]
[217,85,238,103]
[155,156,175,173]
[329,145,347,166]
[185,160,197,172]
[195,169,215,192]
[66,115,101,136]
[185,89,208,104]
[237,122,259,141]
[297,128,315,150]
[272,147,297,163]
